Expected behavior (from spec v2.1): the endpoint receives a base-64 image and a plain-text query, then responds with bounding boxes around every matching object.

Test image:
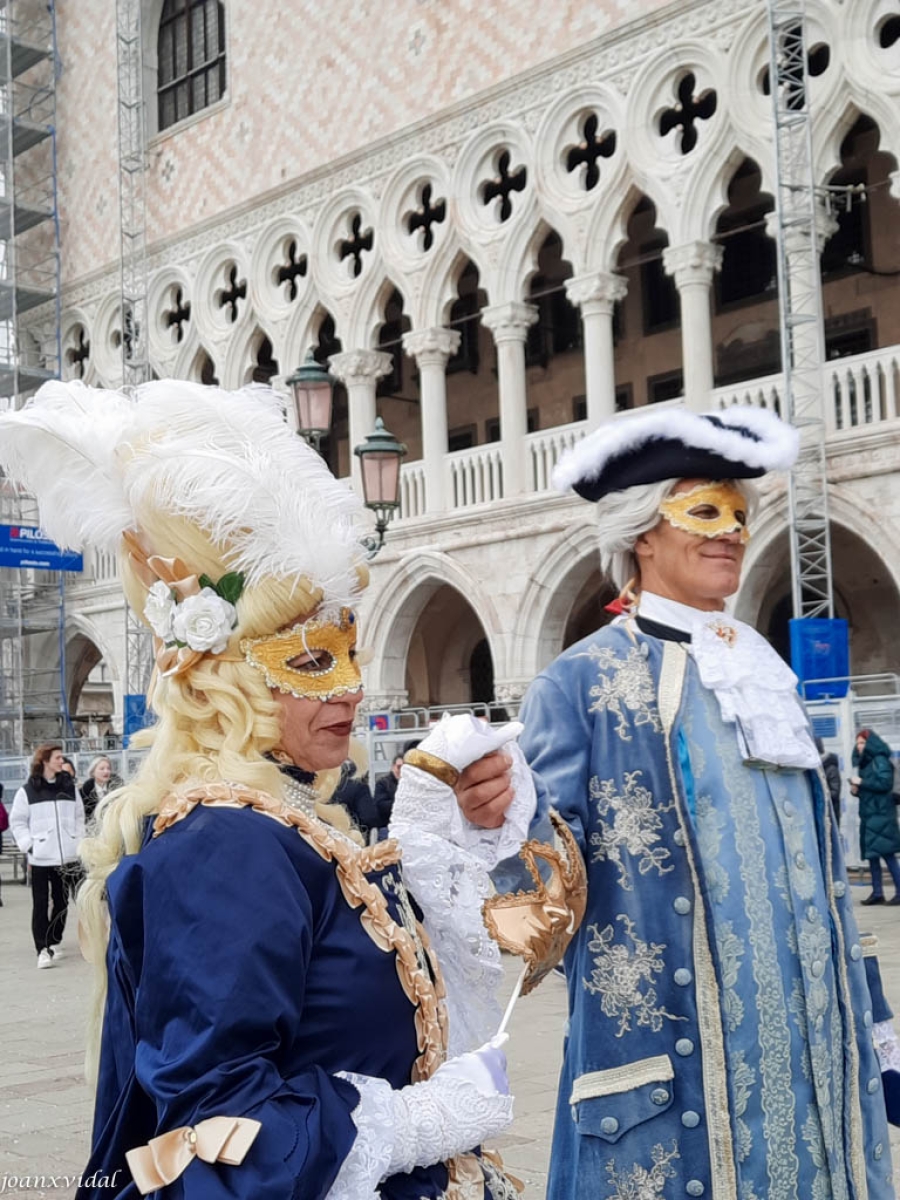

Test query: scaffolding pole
[767,1,834,619]
[116,0,154,722]
[0,0,66,754]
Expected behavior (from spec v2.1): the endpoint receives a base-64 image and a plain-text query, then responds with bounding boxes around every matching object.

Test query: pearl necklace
[282,777,319,817]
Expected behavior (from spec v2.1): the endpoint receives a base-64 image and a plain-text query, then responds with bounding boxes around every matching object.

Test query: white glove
[417,712,524,773]
[338,1037,513,1180]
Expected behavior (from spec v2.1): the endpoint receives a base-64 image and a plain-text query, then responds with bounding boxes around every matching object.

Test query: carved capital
[402,326,461,367]
[329,349,393,386]
[358,691,407,717]
[493,681,527,706]
[565,271,628,316]
[662,241,723,287]
[481,301,539,344]
[764,205,839,255]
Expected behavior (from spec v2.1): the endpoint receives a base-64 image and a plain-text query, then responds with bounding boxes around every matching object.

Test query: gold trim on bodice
[153,784,449,1082]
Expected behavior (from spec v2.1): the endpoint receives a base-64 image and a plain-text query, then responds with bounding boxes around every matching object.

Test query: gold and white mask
[658,481,751,544]
[241,608,362,701]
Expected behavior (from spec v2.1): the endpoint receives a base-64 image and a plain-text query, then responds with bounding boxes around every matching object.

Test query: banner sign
[0,524,83,572]
[790,616,850,700]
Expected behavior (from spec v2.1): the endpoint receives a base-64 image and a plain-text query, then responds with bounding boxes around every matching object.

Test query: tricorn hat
[552,405,799,503]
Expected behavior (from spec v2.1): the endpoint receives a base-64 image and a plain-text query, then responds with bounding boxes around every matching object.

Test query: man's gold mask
[241,608,362,701]
[658,482,751,544]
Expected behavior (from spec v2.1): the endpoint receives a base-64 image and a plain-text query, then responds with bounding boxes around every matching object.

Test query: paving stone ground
[1,868,899,1198]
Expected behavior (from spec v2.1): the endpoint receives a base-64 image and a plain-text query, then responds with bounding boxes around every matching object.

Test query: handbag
[0,801,8,832]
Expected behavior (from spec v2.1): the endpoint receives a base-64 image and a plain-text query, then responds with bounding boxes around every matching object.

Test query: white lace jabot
[637,592,820,770]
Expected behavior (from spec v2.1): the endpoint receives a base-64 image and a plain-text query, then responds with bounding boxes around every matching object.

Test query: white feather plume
[0,381,137,549]
[123,381,367,604]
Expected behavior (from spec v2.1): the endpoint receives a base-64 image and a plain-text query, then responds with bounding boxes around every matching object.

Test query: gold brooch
[707,619,737,648]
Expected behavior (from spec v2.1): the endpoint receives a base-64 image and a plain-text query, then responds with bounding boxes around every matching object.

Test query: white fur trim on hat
[552,404,799,494]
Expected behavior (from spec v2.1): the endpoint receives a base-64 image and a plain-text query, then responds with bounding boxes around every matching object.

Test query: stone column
[481,302,539,497]
[662,241,723,411]
[402,326,460,514]
[329,349,393,489]
[565,271,628,429]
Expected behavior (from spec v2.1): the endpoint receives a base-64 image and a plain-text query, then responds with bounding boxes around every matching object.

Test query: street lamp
[354,417,407,557]
[286,349,333,453]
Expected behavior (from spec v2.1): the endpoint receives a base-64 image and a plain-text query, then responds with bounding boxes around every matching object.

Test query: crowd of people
[0,381,898,1199]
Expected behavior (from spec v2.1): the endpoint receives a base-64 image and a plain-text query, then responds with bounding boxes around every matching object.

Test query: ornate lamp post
[354,417,407,557]
[286,349,334,453]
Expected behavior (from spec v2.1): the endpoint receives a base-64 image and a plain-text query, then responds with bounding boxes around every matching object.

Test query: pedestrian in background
[0,780,7,907]
[373,754,404,833]
[851,728,900,905]
[80,755,123,823]
[816,735,843,818]
[9,742,85,967]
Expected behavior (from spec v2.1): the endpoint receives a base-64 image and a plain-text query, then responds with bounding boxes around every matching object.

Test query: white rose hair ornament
[0,379,369,689]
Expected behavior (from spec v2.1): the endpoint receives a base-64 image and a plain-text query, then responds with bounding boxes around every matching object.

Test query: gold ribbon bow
[125,1115,262,1195]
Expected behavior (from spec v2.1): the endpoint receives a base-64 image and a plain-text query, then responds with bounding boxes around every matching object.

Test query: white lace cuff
[874,1019,900,1073]
[327,1074,395,1199]
[334,1067,513,1182]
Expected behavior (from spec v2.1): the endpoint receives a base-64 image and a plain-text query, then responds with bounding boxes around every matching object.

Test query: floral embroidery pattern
[605,1142,680,1199]
[695,791,729,905]
[730,1051,756,1164]
[583,915,685,1037]
[588,770,673,890]
[715,920,745,1033]
[579,644,662,741]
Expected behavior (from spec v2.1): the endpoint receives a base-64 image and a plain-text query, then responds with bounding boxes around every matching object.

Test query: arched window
[157,0,226,132]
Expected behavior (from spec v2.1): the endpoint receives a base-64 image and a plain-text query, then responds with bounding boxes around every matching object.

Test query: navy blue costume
[79,796,502,1199]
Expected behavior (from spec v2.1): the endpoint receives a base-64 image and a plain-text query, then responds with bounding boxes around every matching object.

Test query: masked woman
[0,381,532,1200]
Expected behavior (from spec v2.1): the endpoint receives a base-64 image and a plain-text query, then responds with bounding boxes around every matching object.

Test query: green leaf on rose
[216,572,245,605]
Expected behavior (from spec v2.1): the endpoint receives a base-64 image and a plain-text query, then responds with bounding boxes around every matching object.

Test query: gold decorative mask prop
[482,811,587,996]
[658,481,751,544]
[241,608,362,701]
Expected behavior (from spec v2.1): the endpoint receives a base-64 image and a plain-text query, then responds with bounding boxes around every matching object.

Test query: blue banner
[790,617,850,699]
[0,524,83,572]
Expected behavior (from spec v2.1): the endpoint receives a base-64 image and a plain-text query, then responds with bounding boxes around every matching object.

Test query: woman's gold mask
[241,608,362,701]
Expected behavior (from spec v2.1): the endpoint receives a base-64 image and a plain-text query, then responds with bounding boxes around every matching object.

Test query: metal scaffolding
[767,1,835,619]
[116,0,154,721]
[0,0,65,754]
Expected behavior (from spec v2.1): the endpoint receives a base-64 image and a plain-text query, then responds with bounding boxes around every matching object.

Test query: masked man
[513,406,892,1199]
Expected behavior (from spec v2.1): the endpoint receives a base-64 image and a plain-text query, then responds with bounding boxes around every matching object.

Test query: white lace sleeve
[389,744,535,1056]
[326,1074,395,1200]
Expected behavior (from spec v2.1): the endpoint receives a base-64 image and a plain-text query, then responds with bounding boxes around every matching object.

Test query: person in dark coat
[332,759,381,842]
[816,736,842,818]
[851,728,900,904]
[373,754,403,831]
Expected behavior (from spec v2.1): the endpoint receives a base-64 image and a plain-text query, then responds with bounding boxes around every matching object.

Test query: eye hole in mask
[686,502,747,526]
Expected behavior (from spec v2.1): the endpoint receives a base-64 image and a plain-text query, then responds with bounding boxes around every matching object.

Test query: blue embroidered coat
[78,798,510,1200]
[519,622,893,1200]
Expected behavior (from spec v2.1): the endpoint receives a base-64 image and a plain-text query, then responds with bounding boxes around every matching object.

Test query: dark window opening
[199,351,218,385]
[158,0,226,132]
[641,238,679,333]
[469,639,494,705]
[376,290,408,399]
[447,261,483,376]
[251,335,278,384]
[615,384,634,412]
[647,369,684,404]
[448,425,477,453]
